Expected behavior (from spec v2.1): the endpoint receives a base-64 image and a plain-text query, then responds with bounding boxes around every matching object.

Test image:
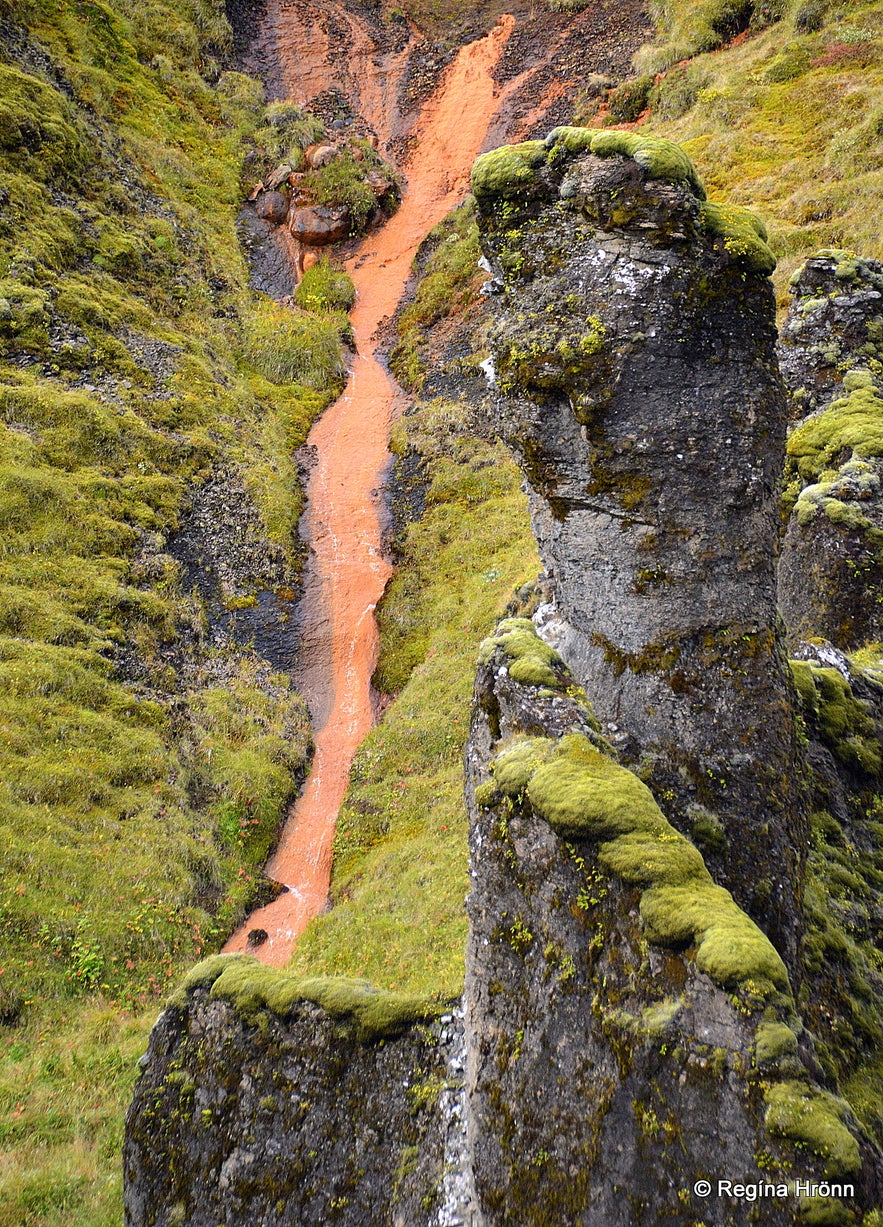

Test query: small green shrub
[607,75,655,122]
[243,304,346,388]
[294,258,356,313]
[649,63,712,119]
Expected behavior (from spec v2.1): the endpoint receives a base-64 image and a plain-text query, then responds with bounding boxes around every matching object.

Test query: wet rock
[289,204,350,245]
[366,171,392,197]
[254,189,290,224]
[471,129,804,966]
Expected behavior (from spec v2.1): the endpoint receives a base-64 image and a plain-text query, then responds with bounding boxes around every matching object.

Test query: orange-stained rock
[289,204,350,244]
[255,189,290,224]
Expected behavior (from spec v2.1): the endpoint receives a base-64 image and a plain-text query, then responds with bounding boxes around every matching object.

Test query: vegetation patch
[631,0,883,302]
[390,200,483,392]
[486,629,790,996]
[789,661,882,774]
[171,952,445,1040]
[765,1081,862,1177]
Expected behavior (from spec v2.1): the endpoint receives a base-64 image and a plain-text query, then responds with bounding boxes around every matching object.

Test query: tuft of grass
[243,302,348,387]
[293,258,356,314]
[0,1003,155,1227]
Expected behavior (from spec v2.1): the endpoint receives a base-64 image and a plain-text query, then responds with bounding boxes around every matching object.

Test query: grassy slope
[621,0,883,305]
[3,0,883,1217]
[0,0,353,1219]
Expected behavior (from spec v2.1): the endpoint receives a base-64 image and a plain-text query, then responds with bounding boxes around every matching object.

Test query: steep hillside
[0,0,352,1218]
[5,0,883,1220]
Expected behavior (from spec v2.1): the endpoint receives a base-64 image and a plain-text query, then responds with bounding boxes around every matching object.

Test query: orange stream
[225,15,516,965]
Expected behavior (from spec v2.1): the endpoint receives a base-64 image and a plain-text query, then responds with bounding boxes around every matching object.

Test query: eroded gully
[225,11,545,965]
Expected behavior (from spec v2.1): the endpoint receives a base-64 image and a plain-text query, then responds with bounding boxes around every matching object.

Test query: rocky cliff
[778,252,883,651]
[470,129,804,970]
[125,133,883,1226]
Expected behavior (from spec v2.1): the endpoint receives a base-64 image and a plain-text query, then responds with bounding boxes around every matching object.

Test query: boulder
[304,142,337,169]
[265,162,295,191]
[289,204,350,245]
[254,189,289,224]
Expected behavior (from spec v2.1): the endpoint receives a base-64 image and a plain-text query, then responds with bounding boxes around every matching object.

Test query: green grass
[0,1004,154,1227]
[620,0,883,306]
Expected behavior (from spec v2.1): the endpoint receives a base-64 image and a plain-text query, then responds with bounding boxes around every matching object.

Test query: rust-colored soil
[225,0,651,965]
[225,13,518,964]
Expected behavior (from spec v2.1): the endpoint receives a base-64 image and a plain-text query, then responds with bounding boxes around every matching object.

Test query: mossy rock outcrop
[778,253,883,652]
[462,618,880,1225]
[471,126,803,969]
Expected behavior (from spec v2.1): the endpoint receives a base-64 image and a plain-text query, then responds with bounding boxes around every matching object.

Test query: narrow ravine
[224,15,518,964]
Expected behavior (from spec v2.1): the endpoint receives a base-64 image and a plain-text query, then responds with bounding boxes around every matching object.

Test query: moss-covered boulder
[124,957,468,1226]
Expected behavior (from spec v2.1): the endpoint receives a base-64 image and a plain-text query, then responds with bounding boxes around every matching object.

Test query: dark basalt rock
[255,188,290,224]
[124,978,476,1227]
[777,252,883,650]
[471,130,805,970]
[460,625,882,1227]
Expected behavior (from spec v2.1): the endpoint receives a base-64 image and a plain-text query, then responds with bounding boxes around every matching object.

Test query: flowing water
[226,7,565,965]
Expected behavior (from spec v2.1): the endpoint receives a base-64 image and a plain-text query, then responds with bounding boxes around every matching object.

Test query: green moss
[764,1081,861,1177]
[689,806,728,852]
[799,1197,854,1226]
[700,199,777,274]
[0,64,92,182]
[493,737,558,795]
[294,258,356,314]
[789,661,882,775]
[492,726,789,994]
[543,127,706,199]
[470,141,547,199]
[607,76,655,123]
[478,616,564,688]
[474,780,500,809]
[640,997,684,1037]
[788,386,883,484]
[171,953,445,1040]
[755,1022,800,1066]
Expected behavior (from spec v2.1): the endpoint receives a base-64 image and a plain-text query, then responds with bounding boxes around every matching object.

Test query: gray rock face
[471,134,804,968]
[461,626,878,1226]
[123,987,473,1227]
[778,251,883,416]
[777,252,883,649]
